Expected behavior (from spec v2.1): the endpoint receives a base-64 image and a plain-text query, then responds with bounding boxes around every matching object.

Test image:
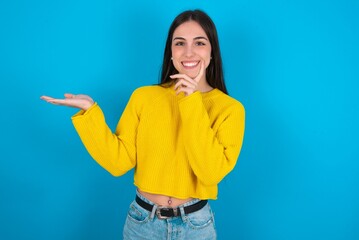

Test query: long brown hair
[160,10,228,94]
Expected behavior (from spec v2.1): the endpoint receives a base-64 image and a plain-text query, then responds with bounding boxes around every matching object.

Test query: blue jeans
[123,192,217,240]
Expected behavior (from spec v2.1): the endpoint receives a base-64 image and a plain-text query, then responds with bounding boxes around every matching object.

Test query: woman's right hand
[40,93,94,111]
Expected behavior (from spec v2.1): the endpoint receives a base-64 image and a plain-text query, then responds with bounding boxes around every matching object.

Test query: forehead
[173,21,208,39]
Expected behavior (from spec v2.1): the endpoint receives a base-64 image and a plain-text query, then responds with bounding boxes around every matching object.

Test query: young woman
[41,9,245,240]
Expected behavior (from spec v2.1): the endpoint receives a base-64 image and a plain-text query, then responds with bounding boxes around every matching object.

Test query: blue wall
[1,0,358,239]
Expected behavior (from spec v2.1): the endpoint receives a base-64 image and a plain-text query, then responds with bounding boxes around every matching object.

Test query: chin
[186,73,197,78]
[180,69,198,78]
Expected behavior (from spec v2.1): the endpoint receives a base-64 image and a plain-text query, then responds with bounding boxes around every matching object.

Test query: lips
[181,61,200,68]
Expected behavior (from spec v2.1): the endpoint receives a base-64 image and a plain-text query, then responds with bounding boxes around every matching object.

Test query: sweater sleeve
[178,92,245,186]
[71,92,140,176]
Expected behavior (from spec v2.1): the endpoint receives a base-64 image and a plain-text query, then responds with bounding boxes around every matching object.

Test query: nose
[185,45,194,58]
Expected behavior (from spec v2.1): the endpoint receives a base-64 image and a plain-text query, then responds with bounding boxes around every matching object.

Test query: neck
[198,78,213,93]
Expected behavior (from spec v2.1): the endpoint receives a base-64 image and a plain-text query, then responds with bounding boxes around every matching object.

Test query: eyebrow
[173,36,209,41]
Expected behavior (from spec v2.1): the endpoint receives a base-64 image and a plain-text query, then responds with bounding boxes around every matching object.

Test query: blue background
[1,0,358,239]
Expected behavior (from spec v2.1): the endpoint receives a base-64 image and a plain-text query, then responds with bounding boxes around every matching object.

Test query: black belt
[135,195,208,220]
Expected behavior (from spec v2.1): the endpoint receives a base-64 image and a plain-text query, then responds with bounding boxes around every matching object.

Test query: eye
[195,41,206,46]
[174,41,185,46]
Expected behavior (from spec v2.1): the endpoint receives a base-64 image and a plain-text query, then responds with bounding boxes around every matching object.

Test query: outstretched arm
[40,92,138,176]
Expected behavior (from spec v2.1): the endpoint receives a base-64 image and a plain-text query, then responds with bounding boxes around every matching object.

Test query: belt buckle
[156,206,178,220]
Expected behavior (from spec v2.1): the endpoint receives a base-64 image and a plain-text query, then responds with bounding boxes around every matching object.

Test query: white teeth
[182,61,199,67]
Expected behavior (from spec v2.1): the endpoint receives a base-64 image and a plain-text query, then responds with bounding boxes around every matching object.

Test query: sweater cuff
[178,91,206,124]
[178,91,202,105]
[71,102,99,119]
[71,102,105,139]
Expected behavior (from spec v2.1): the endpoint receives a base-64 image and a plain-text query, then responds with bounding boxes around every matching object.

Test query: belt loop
[150,204,158,220]
[179,206,186,222]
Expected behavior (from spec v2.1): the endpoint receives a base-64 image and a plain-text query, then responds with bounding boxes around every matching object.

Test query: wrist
[82,101,94,111]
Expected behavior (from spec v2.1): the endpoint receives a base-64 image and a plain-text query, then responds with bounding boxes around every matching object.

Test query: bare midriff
[138,189,194,208]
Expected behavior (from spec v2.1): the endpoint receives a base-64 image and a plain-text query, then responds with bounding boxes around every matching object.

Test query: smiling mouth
[181,61,200,68]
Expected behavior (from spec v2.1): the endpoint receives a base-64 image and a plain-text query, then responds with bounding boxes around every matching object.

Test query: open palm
[40,93,94,110]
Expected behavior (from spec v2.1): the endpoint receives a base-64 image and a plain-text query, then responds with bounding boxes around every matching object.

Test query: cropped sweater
[71,85,245,200]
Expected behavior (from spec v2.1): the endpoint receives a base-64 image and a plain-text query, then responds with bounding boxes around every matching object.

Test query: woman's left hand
[171,60,205,96]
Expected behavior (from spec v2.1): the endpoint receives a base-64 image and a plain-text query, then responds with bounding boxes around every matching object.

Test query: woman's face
[171,21,212,80]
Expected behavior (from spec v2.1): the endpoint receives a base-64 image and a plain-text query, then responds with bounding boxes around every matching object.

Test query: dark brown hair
[160,10,228,94]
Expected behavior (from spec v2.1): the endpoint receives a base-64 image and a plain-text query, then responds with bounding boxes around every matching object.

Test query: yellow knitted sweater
[71,85,245,200]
